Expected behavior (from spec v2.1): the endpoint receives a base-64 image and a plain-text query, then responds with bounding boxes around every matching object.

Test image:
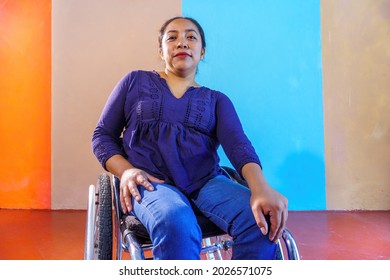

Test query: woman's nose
[177,40,189,48]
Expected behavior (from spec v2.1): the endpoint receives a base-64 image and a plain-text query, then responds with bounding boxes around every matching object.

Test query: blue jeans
[131,175,277,259]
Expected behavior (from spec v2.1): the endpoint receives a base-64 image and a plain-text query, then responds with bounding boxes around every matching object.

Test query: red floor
[0,209,389,260]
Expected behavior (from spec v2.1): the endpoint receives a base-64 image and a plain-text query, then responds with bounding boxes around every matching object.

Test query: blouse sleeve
[215,92,262,174]
[91,72,134,170]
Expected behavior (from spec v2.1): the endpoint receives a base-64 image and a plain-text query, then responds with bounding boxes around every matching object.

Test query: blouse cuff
[229,142,262,175]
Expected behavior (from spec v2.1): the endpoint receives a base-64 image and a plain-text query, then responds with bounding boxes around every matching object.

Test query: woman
[92,16,288,259]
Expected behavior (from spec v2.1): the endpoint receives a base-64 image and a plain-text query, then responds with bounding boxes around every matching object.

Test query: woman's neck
[162,69,198,87]
[158,69,200,98]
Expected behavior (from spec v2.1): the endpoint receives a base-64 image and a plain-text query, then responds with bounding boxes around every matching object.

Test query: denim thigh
[189,175,276,259]
[131,182,202,259]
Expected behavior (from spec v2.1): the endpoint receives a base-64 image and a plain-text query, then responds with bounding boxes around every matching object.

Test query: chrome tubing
[282,228,300,260]
[84,184,97,260]
[112,175,123,260]
[123,230,145,260]
[277,239,285,260]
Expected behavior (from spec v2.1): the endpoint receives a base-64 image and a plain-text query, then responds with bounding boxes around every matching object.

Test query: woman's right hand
[120,168,164,213]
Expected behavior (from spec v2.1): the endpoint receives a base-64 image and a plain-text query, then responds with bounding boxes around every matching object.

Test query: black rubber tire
[97,173,113,260]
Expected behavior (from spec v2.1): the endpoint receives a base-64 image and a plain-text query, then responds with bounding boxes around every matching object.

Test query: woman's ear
[159,48,164,60]
[201,48,206,60]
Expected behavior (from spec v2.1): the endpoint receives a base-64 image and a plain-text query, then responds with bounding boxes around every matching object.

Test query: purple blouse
[92,70,261,194]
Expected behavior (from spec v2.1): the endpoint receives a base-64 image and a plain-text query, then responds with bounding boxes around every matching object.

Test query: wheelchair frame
[84,171,300,260]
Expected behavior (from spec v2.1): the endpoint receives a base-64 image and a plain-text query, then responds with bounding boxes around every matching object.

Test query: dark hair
[158,16,206,50]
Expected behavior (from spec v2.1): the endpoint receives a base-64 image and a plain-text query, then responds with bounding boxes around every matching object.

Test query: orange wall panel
[0,0,51,208]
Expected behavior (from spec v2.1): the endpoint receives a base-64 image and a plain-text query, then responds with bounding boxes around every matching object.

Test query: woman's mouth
[174,52,191,57]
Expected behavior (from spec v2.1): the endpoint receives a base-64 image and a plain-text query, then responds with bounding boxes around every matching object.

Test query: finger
[252,207,268,236]
[273,210,286,242]
[124,194,133,213]
[136,174,154,191]
[277,209,288,241]
[268,210,282,242]
[272,202,288,242]
[268,212,278,241]
[127,181,141,202]
[119,188,126,214]
[120,183,131,213]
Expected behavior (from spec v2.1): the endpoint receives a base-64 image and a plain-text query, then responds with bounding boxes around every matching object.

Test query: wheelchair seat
[84,167,300,260]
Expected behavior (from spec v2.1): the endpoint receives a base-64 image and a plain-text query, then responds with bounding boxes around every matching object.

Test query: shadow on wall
[277,151,326,210]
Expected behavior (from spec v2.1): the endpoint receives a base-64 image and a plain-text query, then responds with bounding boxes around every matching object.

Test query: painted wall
[51,0,181,209]
[322,0,390,209]
[183,0,325,210]
[1,0,389,210]
[0,0,51,209]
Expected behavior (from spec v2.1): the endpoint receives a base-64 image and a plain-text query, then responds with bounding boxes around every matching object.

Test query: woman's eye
[188,35,197,40]
[167,36,176,41]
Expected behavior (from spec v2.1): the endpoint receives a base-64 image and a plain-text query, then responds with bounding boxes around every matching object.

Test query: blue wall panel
[183,0,325,210]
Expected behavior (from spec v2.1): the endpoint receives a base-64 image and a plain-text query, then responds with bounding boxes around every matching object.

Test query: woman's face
[160,18,205,77]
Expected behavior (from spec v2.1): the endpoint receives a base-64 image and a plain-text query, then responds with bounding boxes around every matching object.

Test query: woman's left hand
[242,162,288,243]
[250,185,288,243]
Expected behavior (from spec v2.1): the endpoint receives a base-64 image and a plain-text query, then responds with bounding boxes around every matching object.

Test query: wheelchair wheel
[84,173,113,260]
[96,173,113,260]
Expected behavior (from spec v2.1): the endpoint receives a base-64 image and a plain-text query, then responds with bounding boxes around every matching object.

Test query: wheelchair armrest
[221,166,248,187]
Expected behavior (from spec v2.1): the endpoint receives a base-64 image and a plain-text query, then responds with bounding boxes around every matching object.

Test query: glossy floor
[0,209,389,260]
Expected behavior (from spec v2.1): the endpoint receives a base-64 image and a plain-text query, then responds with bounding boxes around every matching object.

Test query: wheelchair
[84,167,300,260]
